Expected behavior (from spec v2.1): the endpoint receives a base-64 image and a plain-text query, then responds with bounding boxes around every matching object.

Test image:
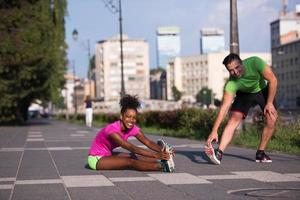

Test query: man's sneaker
[205,146,223,165]
[256,151,272,163]
[160,160,174,172]
[157,139,175,172]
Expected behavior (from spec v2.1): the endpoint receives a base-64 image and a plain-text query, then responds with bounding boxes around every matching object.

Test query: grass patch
[233,121,300,154]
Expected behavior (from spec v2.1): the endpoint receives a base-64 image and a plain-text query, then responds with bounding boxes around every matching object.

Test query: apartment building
[271,4,300,109]
[95,35,150,101]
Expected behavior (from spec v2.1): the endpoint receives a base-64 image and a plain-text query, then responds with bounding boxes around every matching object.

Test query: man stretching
[205,53,277,164]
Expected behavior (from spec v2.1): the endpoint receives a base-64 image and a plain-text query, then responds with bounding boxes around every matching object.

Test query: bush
[233,118,300,154]
[139,108,225,140]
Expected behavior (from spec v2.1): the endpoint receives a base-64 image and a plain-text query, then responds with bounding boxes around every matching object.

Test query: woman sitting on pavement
[87,94,175,172]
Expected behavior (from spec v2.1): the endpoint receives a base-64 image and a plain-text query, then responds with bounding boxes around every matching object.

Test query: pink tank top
[88,120,140,156]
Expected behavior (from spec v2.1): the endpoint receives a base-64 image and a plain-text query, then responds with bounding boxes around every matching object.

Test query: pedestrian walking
[85,95,93,127]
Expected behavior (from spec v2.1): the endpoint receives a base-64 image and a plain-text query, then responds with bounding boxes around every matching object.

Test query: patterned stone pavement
[0,119,299,200]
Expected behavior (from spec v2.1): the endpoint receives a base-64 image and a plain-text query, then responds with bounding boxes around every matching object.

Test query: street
[0,119,299,200]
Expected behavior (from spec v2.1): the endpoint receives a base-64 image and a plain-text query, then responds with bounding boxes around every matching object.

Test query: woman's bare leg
[96,155,163,171]
[113,152,159,162]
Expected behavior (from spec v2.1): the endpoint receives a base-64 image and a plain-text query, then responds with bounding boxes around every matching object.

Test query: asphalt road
[0,119,299,200]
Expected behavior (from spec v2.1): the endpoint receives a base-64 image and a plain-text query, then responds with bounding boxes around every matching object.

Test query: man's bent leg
[258,111,277,150]
[218,111,244,152]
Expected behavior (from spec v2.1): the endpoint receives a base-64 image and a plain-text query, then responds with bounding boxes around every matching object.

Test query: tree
[0,0,67,124]
[172,86,182,101]
[196,87,212,108]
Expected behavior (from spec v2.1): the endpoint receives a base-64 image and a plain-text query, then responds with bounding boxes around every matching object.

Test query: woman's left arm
[135,132,162,152]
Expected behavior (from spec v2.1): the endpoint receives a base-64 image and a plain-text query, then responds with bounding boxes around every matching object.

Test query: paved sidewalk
[0,119,299,200]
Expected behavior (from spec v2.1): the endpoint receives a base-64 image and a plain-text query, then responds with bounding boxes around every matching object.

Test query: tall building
[150,69,167,100]
[156,26,181,69]
[166,52,271,102]
[271,4,300,109]
[95,35,150,101]
[200,28,225,54]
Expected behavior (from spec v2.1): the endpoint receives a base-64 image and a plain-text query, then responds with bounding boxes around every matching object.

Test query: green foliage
[171,86,182,101]
[196,87,212,107]
[233,119,300,154]
[0,0,67,124]
[138,108,224,140]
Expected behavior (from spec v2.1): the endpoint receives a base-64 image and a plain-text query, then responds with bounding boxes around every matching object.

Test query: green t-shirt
[224,56,267,94]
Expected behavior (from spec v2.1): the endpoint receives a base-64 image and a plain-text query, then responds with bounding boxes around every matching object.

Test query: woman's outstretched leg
[97,155,163,171]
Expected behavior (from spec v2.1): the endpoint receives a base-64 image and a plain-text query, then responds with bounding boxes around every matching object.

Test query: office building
[200,28,225,54]
[150,69,167,100]
[156,26,181,69]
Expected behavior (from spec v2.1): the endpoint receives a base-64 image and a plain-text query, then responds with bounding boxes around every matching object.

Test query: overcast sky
[65,0,300,78]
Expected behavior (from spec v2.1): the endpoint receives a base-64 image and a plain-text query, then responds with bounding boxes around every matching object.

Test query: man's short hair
[223,53,242,66]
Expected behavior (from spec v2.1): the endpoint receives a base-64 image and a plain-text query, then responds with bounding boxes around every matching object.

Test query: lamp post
[72,29,93,97]
[102,0,125,97]
[230,0,240,55]
[72,60,77,118]
[71,30,79,118]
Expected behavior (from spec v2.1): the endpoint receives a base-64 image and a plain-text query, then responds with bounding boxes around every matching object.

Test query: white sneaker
[157,139,175,172]
[204,146,222,165]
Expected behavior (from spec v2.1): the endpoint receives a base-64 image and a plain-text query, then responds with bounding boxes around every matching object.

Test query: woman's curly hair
[119,94,141,114]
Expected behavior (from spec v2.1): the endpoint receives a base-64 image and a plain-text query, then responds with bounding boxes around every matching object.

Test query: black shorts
[230,86,277,118]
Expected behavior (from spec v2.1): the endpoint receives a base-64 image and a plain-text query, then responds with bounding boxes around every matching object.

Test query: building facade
[95,35,150,101]
[200,28,225,54]
[156,26,181,69]
[150,69,167,100]
[271,4,300,109]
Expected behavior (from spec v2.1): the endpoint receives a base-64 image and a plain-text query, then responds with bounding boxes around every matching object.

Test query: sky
[65,0,300,78]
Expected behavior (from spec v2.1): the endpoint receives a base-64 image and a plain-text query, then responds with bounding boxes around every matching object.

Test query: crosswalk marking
[0,184,13,189]
[76,130,90,134]
[285,173,300,178]
[148,173,211,185]
[27,135,42,138]
[198,174,249,180]
[48,147,72,151]
[26,138,44,142]
[28,131,42,134]
[232,171,300,182]
[0,171,299,190]
[16,179,62,185]
[0,177,15,190]
[0,147,24,152]
[109,177,155,182]
[62,175,114,187]
[71,134,85,137]
[0,177,15,182]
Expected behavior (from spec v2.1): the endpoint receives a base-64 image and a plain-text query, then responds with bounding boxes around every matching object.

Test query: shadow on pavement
[26,119,52,126]
[175,150,212,164]
[175,150,254,163]
[223,153,254,162]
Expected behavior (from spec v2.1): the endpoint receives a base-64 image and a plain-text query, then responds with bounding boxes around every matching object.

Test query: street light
[72,29,78,41]
[72,29,93,97]
[230,0,240,55]
[102,0,125,97]
[71,30,79,118]
[71,60,77,118]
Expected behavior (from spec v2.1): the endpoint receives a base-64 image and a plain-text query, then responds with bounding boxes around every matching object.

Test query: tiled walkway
[0,119,299,200]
